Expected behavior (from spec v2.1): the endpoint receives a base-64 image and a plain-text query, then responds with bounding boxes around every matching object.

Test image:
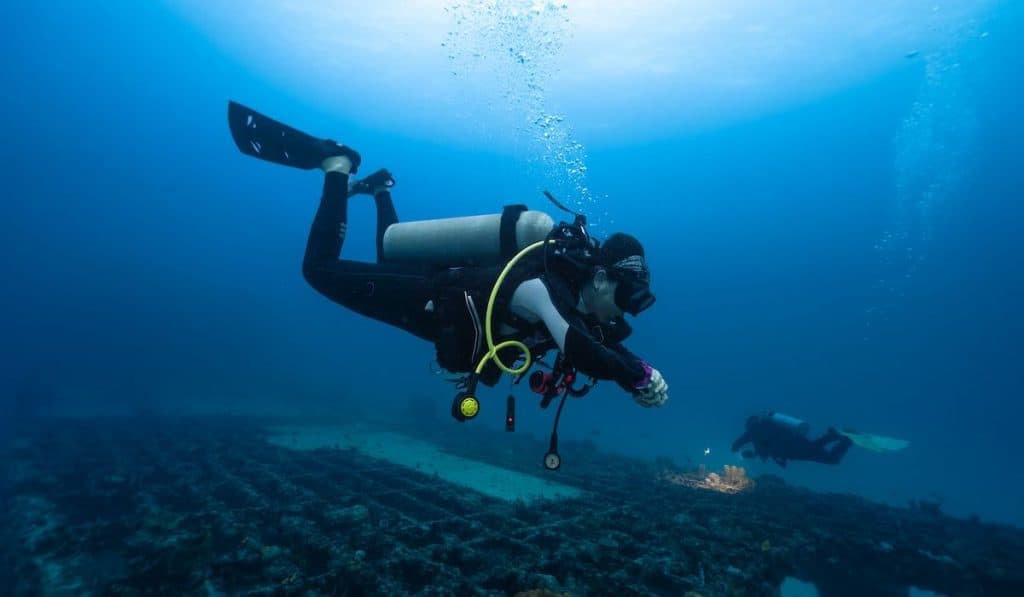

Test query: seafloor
[1,415,1021,596]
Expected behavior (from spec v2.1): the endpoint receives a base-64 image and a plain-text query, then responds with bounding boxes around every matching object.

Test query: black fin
[227,101,330,170]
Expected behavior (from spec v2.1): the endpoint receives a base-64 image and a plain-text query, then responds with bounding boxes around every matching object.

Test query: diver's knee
[301,258,324,289]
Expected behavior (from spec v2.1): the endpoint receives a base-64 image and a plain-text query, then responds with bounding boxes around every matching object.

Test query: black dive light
[505,394,515,432]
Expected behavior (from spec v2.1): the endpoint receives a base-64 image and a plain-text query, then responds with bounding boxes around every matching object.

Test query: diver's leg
[302,171,436,341]
[811,427,842,449]
[820,435,854,465]
[303,171,351,271]
[348,168,398,262]
[374,189,398,262]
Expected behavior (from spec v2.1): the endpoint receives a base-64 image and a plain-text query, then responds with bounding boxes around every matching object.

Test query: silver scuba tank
[767,412,811,435]
[381,206,555,266]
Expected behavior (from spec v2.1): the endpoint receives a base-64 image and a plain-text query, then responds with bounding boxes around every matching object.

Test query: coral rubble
[1,415,1021,596]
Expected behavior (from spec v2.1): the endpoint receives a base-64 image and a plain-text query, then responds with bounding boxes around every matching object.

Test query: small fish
[905,50,920,59]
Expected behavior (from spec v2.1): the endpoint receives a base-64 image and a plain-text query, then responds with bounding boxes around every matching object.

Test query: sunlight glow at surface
[174,0,995,147]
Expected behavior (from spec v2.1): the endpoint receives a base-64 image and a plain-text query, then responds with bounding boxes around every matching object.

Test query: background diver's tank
[381,205,555,266]
[767,411,812,435]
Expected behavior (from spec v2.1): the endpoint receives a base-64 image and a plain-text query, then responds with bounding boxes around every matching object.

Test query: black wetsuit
[731,417,853,467]
[302,171,437,341]
[301,171,648,389]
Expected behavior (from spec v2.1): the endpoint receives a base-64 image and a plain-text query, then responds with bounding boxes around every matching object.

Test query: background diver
[228,101,670,419]
[731,412,854,467]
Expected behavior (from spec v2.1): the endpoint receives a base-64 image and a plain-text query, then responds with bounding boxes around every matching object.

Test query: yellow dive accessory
[453,239,551,421]
[458,395,480,419]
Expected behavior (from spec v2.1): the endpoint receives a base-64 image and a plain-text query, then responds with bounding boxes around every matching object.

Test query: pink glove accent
[634,360,653,390]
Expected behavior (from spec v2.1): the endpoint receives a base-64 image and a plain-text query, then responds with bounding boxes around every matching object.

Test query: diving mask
[611,255,655,315]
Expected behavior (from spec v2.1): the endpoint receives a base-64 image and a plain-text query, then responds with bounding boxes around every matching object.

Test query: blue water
[2,0,1021,531]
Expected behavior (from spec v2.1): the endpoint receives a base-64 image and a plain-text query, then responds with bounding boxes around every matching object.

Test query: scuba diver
[731,412,854,467]
[227,102,669,441]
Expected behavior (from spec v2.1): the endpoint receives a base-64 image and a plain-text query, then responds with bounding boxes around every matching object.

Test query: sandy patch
[267,424,583,503]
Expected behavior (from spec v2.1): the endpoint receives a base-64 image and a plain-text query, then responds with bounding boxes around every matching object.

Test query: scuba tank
[767,412,811,435]
[382,205,555,266]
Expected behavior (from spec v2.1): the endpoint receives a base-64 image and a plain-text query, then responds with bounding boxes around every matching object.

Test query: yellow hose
[473,240,553,376]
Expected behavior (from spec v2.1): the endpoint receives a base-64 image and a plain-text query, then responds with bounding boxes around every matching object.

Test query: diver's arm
[510,279,647,388]
[605,341,657,393]
[510,279,570,350]
[565,327,649,389]
[606,340,639,362]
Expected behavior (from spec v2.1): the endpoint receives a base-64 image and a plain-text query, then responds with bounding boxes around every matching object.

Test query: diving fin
[838,429,910,453]
[227,101,359,171]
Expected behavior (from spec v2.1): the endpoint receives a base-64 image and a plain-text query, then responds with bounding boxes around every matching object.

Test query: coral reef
[1,415,1021,596]
[658,464,754,494]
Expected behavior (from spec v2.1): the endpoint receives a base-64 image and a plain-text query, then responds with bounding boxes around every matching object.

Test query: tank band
[499,204,529,259]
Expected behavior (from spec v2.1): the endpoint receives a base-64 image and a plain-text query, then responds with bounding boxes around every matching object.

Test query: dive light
[505,394,515,432]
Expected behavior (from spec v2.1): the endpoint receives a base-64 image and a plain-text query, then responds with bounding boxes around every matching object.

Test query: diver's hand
[633,368,668,408]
